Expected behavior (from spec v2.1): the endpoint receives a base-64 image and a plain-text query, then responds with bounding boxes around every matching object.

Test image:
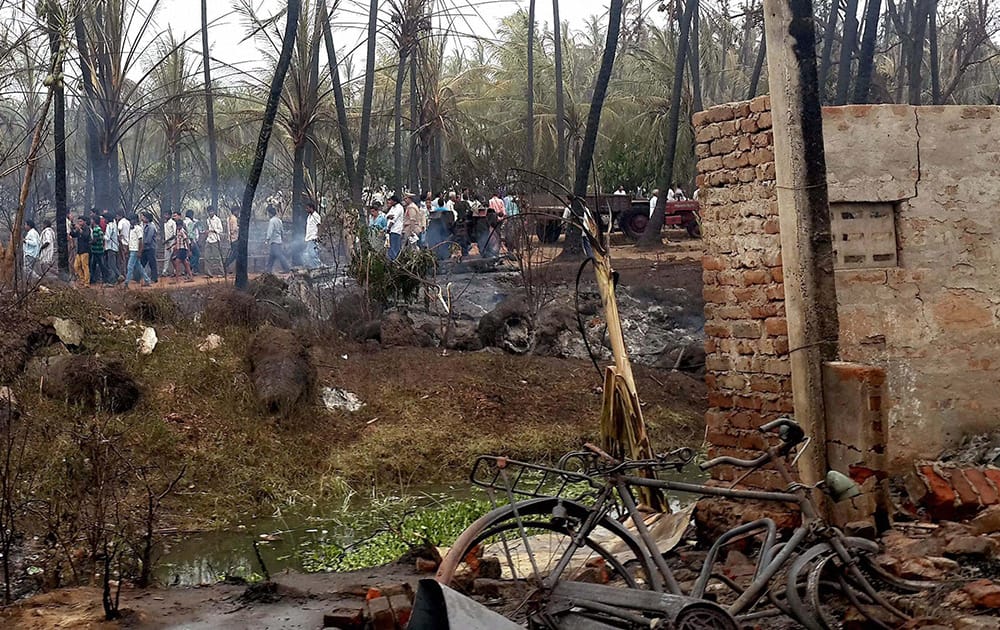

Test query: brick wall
[694,95,790,488]
[696,100,1000,477]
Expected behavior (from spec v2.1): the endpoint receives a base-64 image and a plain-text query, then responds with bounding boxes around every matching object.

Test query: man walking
[124,213,151,288]
[225,205,241,271]
[103,212,121,282]
[386,195,404,260]
[70,217,91,285]
[204,206,224,277]
[265,205,291,273]
[89,218,110,286]
[140,212,159,283]
[303,201,322,268]
[116,210,131,279]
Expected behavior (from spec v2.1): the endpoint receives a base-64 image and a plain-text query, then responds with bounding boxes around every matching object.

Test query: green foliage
[349,225,435,305]
[301,494,492,572]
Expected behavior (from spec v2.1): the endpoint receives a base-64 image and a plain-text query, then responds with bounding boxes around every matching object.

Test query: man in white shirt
[103,212,121,282]
[204,206,224,277]
[666,188,676,202]
[265,205,291,273]
[23,219,40,277]
[124,215,151,288]
[303,201,322,269]
[386,195,404,260]
[648,189,659,217]
[161,211,176,277]
[116,210,131,278]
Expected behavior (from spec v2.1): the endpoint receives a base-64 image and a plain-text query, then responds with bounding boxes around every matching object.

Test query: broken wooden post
[762,0,840,486]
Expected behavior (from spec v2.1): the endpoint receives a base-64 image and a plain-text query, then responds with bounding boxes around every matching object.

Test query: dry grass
[10,287,705,527]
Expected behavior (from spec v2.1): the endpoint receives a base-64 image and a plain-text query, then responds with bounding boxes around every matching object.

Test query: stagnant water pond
[157,469,705,586]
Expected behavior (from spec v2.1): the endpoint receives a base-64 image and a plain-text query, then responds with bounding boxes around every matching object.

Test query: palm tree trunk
[852,0,882,103]
[355,0,378,203]
[526,0,536,171]
[298,5,323,237]
[748,27,766,99]
[393,51,407,194]
[409,53,420,192]
[687,3,703,113]
[202,0,219,217]
[47,3,69,274]
[553,0,567,182]
[928,3,940,104]
[818,0,840,97]
[74,13,106,212]
[236,0,301,290]
[292,137,307,234]
[321,1,358,216]
[834,0,860,104]
[907,0,931,105]
[562,0,625,257]
[639,0,697,248]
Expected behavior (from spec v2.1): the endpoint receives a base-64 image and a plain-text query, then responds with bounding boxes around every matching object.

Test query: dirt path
[2,566,422,629]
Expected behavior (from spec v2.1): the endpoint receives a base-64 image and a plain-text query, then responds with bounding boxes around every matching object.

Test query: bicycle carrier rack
[469,455,597,502]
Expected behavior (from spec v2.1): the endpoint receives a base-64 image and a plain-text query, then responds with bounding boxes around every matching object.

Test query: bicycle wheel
[436,497,655,625]
[784,541,910,630]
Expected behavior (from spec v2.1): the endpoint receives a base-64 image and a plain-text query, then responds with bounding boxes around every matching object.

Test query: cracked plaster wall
[697,101,1000,476]
[828,105,1000,469]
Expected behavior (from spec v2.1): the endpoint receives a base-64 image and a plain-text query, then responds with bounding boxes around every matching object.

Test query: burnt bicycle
[436,418,928,629]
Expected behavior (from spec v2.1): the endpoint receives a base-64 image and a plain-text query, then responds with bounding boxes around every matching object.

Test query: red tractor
[531,194,701,243]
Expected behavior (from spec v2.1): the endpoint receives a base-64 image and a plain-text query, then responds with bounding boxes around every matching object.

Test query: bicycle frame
[534,442,840,620]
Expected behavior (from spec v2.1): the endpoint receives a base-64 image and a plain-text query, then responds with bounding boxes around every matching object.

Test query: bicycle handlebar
[699,452,770,471]
[699,418,804,471]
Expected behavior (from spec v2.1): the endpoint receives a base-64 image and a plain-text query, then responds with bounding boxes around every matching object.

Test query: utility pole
[761,0,839,486]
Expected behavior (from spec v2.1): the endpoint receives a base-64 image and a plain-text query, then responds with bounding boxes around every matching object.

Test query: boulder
[40,355,140,412]
[49,317,84,347]
[246,327,316,416]
[964,579,1000,609]
[380,311,432,348]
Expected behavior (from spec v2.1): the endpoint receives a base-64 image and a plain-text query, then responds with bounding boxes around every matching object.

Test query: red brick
[737,167,757,182]
[983,469,1000,491]
[718,120,738,135]
[702,255,728,271]
[733,287,764,302]
[704,338,717,353]
[963,579,1000,609]
[744,270,771,285]
[704,104,736,122]
[748,303,784,319]
[772,337,790,355]
[756,111,773,129]
[695,143,711,158]
[739,117,759,133]
[704,373,717,388]
[771,267,784,282]
[692,110,710,127]
[766,284,785,300]
[718,305,751,320]
[705,355,733,371]
[718,270,745,286]
[737,135,752,151]
[722,152,750,169]
[710,137,738,155]
[704,323,731,338]
[703,286,730,304]
[765,317,788,336]
[749,95,770,113]
[951,469,984,510]
[706,428,765,450]
[695,124,722,143]
[751,131,773,147]
[917,465,957,513]
[763,219,781,234]
[708,392,734,408]
[964,468,1000,506]
[764,251,782,267]
[761,397,795,413]
[733,395,764,410]
[750,376,784,393]
[731,321,763,339]
[703,270,719,285]
[761,358,791,376]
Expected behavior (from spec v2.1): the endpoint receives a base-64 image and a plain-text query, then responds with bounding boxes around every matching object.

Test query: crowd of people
[363,188,521,262]
[19,186,528,287]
